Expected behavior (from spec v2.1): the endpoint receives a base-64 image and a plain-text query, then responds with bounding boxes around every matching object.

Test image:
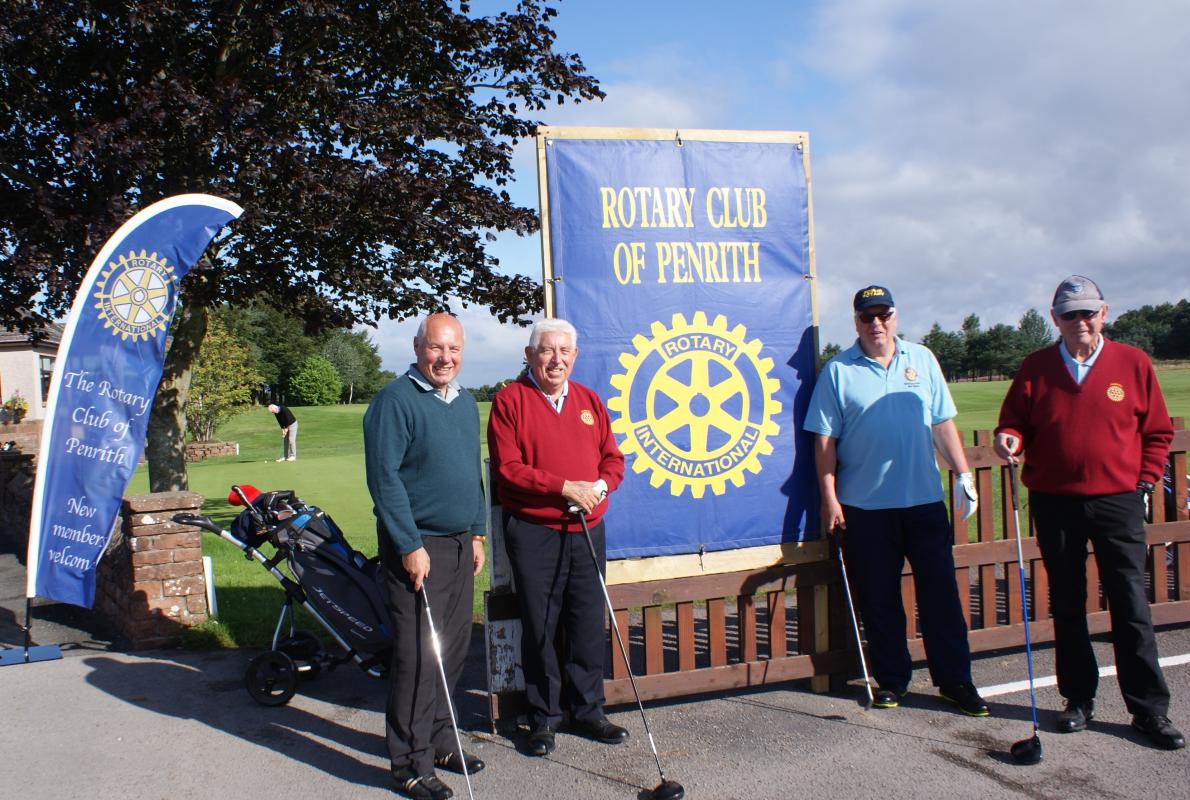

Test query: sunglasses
[857,310,895,324]
[1059,309,1099,321]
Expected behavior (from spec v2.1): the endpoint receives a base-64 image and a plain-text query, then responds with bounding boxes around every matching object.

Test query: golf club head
[647,779,685,800]
[1009,734,1042,765]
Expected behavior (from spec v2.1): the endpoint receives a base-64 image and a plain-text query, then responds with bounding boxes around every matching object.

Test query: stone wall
[0,419,43,454]
[94,492,209,649]
[184,441,239,462]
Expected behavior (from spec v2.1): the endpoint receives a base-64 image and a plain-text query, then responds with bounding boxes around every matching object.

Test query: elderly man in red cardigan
[995,274,1182,750]
[488,318,627,758]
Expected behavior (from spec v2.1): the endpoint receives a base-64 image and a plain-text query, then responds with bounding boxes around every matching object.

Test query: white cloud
[795,0,1190,345]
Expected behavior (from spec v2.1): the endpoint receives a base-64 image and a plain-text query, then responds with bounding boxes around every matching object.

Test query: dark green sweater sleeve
[362,387,420,555]
[469,397,487,539]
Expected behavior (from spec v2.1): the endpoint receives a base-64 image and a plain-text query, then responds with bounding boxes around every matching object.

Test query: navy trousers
[504,514,607,729]
[1031,490,1170,716]
[841,501,972,690]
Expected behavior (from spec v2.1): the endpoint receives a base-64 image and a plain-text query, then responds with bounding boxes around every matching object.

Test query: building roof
[0,322,64,348]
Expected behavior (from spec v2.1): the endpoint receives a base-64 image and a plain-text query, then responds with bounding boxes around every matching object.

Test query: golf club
[573,505,685,800]
[1006,461,1043,766]
[420,585,476,800]
[837,539,875,709]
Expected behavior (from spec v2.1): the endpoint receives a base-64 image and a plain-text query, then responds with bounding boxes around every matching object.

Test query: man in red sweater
[995,275,1182,750]
[488,318,627,757]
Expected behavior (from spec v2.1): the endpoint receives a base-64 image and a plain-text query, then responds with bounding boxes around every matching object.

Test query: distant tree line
[920,309,1055,381]
[209,304,395,406]
[469,380,518,402]
[819,299,1189,379]
[1103,300,1190,359]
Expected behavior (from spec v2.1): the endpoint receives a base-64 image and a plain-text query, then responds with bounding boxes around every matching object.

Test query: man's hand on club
[562,479,604,514]
[402,546,431,591]
[822,497,846,536]
[994,432,1020,463]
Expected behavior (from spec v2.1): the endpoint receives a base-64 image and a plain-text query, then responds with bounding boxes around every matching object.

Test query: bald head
[413,313,464,392]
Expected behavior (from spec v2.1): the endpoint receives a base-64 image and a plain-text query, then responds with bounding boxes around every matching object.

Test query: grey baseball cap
[1052,275,1105,315]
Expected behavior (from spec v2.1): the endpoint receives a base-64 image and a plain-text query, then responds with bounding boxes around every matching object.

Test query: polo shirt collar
[845,338,901,364]
[526,369,568,413]
[405,364,460,403]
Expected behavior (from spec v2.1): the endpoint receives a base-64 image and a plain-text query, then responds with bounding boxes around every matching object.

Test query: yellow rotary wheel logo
[607,311,782,498]
[93,250,177,341]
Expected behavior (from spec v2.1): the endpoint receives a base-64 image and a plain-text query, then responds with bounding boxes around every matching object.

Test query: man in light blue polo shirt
[805,285,987,716]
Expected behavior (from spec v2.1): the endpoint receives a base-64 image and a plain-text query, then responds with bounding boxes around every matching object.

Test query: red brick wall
[95,492,209,649]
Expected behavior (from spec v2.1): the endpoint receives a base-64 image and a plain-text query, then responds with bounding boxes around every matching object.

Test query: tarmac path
[3,551,1189,799]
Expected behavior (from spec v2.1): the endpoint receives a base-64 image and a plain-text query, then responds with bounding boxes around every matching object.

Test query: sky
[371,0,1190,385]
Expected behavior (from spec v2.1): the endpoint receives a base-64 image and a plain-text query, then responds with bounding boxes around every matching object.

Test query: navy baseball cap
[1052,275,1105,315]
[853,285,895,312]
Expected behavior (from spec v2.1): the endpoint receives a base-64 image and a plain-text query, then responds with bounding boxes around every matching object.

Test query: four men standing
[356,277,1182,798]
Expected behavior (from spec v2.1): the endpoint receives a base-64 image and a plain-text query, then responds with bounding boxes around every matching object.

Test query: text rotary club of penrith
[600,185,770,286]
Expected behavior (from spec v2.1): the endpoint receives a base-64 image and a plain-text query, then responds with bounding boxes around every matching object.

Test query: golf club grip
[1007,461,1021,511]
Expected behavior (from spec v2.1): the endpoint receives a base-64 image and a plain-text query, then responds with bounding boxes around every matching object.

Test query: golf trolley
[174,485,392,706]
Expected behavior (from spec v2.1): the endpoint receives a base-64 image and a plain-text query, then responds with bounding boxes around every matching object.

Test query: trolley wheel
[278,630,324,681]
[245,650,298,706]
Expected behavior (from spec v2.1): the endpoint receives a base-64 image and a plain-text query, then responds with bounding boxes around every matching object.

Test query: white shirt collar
[406,365,460,403]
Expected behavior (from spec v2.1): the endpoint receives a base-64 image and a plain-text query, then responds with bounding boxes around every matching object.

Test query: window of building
[40,355,54,403]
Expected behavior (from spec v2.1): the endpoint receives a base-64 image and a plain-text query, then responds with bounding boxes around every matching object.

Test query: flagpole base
[0,644,62,667]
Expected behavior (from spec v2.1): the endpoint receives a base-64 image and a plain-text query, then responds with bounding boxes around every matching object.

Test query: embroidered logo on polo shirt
[580,409,595,425]
[904,367,918,383]
[1106,383,1125,402]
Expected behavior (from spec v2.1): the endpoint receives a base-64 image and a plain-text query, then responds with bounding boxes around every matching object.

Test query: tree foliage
[0,1,601,488]
[816,341,842,372]
[321,329,384,403]
[289,354,342,406]
[184,315,262,441]
[1106,301,1190,359]
[921,323,966,380]
[1017,308,1055,353]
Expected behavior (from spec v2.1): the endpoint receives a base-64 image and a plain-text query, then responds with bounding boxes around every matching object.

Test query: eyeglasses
[1059,309,1099,321]
[856,310,895,324]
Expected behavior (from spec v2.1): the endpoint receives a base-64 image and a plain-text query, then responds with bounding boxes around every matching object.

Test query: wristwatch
[1137,480,1155,493]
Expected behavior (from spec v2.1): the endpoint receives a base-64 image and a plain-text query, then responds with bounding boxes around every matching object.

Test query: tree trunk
[146,303,209,492]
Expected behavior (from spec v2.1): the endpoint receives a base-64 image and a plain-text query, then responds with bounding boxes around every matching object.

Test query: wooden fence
[598,422,1190,706]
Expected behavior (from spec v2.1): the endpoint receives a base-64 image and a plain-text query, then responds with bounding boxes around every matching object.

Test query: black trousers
[504,514,607,729]
[380,531,473,777]
[1031,490,1170,716]
[841,501,972,689]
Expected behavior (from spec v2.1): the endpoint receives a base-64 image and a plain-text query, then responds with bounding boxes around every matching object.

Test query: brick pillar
[95,491,208,649]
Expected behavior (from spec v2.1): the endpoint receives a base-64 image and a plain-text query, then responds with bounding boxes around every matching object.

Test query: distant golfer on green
[267,403,297,461]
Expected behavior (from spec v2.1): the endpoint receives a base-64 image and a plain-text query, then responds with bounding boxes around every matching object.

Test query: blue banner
[545,135,818,558]
[26,194,243,607]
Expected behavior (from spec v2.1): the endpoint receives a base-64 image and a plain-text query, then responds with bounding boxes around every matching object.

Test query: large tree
[0,1,601,489]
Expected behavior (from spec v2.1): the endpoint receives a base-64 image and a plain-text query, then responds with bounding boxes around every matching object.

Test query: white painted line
[980,652,1190,698]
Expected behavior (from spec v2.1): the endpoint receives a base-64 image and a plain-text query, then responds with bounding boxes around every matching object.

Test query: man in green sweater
[364,313,487,800]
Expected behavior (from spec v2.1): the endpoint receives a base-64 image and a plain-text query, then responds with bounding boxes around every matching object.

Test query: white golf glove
[954,472,978,521]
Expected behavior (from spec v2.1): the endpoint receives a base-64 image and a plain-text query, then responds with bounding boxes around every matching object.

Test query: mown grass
[127,403,493,647]
[134,367,1190,647]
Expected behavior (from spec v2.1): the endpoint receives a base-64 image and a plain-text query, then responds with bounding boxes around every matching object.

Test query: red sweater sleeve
[593,395,625,493]
[1138,358,1174,485]
[995,351,1040,448]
